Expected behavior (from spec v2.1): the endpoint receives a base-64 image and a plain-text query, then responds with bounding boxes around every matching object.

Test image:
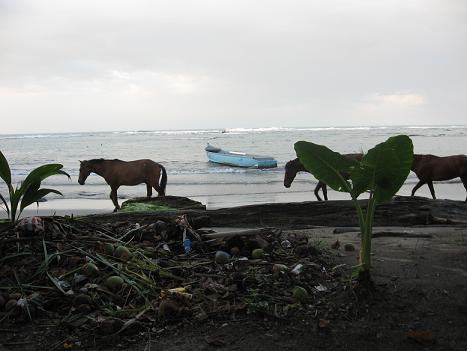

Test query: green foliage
[0,150,70,222]
[295,135,413,276]
[119,202,175,213]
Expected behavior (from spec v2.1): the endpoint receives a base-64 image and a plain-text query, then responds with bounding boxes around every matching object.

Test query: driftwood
[78,196,467,229]
[201,228,271,240]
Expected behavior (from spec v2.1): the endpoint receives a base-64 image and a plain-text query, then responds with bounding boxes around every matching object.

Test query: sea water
[0,125,466,211]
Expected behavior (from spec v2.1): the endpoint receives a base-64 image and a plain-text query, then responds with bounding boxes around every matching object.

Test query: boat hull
[206,151,277,168]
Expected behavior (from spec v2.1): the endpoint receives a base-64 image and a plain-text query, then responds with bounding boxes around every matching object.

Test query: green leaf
[20,188,63,212]
[18,164,69,198]
[294,141,358,193]
[351,135,413,203]
[0,150,12,186]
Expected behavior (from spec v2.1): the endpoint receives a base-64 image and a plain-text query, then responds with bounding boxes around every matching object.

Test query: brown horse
[411,154,467,202]
[284,154,362,201]
[78,159,167,211]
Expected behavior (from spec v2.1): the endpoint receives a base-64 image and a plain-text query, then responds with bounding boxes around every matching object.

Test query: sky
[0,0,466,133]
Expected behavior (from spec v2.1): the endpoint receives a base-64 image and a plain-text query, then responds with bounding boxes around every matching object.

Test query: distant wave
[223,126,387,133]
[0,133,95,140]
[112,130,221,135]
[404,125,466,130]
[2,125,466,140]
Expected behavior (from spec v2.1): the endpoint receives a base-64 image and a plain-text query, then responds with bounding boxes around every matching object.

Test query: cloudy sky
[0,0,466,133]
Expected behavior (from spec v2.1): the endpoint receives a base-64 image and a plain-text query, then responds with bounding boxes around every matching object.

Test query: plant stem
[360,192,376,272]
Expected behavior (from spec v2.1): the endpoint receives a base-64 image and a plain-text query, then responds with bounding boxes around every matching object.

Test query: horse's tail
[159,165,167,196]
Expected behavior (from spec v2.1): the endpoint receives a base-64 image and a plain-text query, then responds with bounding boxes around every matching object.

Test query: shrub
[294,135,413,280]
[0,150,70,223]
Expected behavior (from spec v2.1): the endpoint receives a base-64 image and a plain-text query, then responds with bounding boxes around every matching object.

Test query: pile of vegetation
[0,214,355,341]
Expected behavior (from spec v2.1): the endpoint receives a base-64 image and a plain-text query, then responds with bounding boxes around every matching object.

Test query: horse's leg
[314,182,323,201]
[146,183,153,198]
[150,170,164,197]
[322,183,328,201]
[110,186,120,211]
[427,181,436,199]
[411,180,425,197]
[151,181,163,197]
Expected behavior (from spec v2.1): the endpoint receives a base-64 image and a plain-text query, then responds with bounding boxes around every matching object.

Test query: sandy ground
[135,225,467,351]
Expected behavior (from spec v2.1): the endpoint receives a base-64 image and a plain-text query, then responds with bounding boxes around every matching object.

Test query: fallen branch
[201,228,271,240]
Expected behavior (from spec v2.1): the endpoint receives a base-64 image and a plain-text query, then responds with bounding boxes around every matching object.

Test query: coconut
[104,276,124,292]
[102,243,114,256]
[292,286,309,303]
[114,245,132,262]
[214,251,231,264]
[251,248,265,260]
[83,263,99,277]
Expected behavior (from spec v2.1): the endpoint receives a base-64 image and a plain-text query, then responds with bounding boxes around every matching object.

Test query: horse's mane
[87,158,123,165]
[285,158,305,171]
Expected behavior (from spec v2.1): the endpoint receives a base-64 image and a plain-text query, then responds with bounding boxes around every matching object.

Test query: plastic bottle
[182,229,191,253]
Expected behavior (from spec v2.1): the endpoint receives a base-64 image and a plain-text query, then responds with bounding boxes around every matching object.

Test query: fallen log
[201,228,271,240]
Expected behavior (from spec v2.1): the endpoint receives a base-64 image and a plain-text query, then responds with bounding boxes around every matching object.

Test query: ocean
[1,125,466,213]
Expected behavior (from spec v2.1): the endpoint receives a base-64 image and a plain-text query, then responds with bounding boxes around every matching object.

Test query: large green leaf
[294,141,358,193]
[351,135,413,203]
[18,164,70,197]
[20,188,63,212]
[0,150,12,186]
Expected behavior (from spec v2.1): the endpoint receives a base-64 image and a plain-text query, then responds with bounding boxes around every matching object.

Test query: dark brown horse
[411,154,467,202]
[78,159,167,211]
[284,154,362,201]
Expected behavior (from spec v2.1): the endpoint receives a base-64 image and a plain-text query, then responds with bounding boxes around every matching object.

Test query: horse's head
[284,159,299,188]
[78,160,92,185]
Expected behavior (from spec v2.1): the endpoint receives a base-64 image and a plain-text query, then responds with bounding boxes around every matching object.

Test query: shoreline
[1,181,465,219]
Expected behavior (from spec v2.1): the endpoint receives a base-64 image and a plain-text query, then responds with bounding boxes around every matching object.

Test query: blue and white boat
[205,144,277,168]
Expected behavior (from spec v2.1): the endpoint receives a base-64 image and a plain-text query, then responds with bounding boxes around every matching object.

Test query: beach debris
[158,299,182,319]
[292,286,309,303]
[114,245,132,261]
[104,276,124,292]
[272,263,288,277]
[0,213,346,339]
[251,248,265,260]
[215,250,231,264]
[314,284,328,292]
[281,239,292,249]
[83,262,99,277]
[16,216,44,234]
[291,263,304,275]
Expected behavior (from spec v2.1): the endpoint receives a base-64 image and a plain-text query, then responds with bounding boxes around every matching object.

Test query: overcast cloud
[0,0,466,133]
